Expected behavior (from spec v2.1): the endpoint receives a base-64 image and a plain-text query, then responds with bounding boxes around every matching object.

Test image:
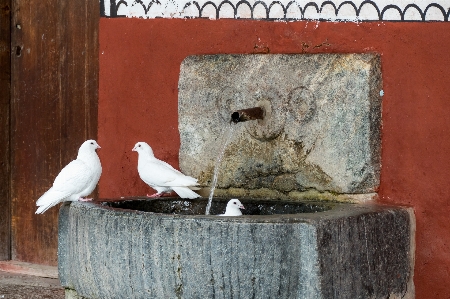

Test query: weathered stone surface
[59,200,414,299]
[178,54,382,195]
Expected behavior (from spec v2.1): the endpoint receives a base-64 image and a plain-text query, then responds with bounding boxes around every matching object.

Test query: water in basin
[101,197,333,216]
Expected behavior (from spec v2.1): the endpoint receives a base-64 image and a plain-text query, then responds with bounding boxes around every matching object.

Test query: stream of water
[205,123,236,215]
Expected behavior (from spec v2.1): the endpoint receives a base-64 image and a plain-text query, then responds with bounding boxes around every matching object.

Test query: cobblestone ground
[0,271,64,299]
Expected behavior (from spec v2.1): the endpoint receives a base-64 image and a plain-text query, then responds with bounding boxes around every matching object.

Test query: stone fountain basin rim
[70,199,409,224]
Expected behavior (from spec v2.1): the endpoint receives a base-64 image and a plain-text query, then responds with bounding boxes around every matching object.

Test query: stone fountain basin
[58,198,415,299]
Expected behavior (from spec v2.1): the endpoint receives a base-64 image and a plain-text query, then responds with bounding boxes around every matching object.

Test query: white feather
[171,187,201,199]
[132,142,200,199]
[35,140,102,214]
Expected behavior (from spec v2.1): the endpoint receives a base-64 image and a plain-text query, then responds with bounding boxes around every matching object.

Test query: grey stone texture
[59,201,414,299]
[178,54,382,195]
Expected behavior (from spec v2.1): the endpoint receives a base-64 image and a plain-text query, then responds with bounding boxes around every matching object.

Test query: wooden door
[4,0,99,265]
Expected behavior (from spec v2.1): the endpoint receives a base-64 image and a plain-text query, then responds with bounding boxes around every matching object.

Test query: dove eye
[90,142,94,145]
[233,201,237,204]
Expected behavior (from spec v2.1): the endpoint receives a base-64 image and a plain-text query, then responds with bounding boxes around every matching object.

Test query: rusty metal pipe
[231,107,265,123]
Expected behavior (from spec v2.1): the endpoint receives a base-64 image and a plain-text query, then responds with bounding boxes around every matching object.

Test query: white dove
[219,199,245,216]
[132,142,200,199]
[35,140,102,214]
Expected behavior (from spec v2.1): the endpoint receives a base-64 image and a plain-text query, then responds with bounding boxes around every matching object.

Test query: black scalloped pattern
[100,0,450,21]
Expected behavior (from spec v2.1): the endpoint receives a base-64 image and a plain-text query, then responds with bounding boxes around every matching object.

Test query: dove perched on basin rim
[219,199,245,216]
[35,140,102,214]
[132,142,200,199]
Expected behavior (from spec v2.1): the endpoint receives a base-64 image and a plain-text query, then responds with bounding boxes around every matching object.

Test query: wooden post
[0,0,11,261]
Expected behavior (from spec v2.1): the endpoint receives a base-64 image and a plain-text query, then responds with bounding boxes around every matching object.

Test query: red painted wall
[98,19,450,298]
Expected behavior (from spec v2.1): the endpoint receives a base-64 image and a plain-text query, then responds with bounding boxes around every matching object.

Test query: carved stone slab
[179,54,382,195]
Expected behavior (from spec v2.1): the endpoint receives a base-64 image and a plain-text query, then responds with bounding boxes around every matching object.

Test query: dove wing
[154,158,183,174]
[138,160,180,187]
[164,175,198,187]
[139,156,198,190]
[51,160,93,196]
[36,159,95,214]
[150,161,198,187]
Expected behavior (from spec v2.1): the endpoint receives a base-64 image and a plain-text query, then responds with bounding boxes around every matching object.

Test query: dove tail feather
[35,201,59,214]
[35,189,69,214]
[172,187,200,199]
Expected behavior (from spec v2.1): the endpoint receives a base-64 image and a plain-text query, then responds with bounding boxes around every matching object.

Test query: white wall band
[100,0,450,21]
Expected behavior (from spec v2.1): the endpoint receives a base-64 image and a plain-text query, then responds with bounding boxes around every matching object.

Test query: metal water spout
[230,107,265,123]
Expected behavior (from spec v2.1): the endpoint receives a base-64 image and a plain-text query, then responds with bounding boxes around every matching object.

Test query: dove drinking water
[218,199,245,216]
[132,142,200,199]
[35,140,102,214]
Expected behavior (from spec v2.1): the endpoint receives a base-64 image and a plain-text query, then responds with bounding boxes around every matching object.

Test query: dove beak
[132,147,136,152]
[240,205,245,209]
[97,145,101,149]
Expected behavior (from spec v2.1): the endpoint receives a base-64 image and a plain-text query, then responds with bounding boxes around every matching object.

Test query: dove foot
[79,197,93,202]
[147,193,162,198]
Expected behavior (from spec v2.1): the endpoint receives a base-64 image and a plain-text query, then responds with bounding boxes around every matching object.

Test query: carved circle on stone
[216,86,246,123]
[287,86,317,125]
[245,90,285,141]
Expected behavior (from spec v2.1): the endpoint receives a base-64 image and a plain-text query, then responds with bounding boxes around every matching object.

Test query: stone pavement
[0,264,64,299]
